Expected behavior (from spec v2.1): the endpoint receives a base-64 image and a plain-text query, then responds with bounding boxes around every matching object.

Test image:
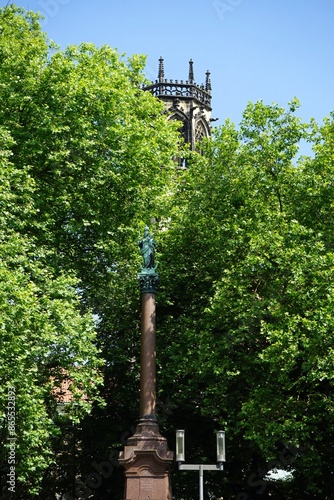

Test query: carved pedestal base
[119,418,173,500]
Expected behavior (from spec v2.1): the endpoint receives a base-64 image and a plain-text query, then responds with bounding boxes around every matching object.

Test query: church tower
[144,57,213,151]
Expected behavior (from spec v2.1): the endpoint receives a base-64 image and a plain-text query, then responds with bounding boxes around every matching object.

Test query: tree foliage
[0,5,180,498]
[157,101,334,498]
[1,5,334,500]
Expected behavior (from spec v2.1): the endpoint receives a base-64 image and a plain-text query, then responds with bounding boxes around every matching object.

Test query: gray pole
[179,463,224,499]
[199,465,204,500]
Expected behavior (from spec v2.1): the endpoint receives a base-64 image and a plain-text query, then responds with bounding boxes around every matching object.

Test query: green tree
[3,5,334,499]
[0,5,181,498]
[157,101,334,498]
[0,125,103,496]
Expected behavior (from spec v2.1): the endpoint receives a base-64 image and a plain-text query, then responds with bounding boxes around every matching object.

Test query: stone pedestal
[119,418,173,500]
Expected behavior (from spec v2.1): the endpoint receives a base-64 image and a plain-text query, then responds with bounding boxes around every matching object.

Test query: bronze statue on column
[119,226,173,500]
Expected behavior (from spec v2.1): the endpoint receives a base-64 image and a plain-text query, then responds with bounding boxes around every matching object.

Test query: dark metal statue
[138,226,156,271]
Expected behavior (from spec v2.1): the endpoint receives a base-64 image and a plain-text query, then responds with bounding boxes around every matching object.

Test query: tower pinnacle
[158,56,164,82]
[205,70,211,93]
[188,59,194,84]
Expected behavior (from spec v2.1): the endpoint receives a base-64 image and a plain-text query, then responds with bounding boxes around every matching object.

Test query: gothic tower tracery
[144,57,213,151]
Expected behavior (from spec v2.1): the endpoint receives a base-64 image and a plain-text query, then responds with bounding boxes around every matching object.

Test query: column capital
[138,270,159,294]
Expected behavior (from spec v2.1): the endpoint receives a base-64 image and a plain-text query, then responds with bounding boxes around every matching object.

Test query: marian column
[119,226,173,500]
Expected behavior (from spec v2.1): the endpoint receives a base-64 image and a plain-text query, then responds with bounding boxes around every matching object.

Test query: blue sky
[2,0,334,131]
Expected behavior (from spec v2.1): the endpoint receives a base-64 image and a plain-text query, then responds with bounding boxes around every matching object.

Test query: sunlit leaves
[157,100,334,496]
[0,4,182,497]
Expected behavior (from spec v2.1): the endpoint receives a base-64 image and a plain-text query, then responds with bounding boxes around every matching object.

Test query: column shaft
[140,292,156,418]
